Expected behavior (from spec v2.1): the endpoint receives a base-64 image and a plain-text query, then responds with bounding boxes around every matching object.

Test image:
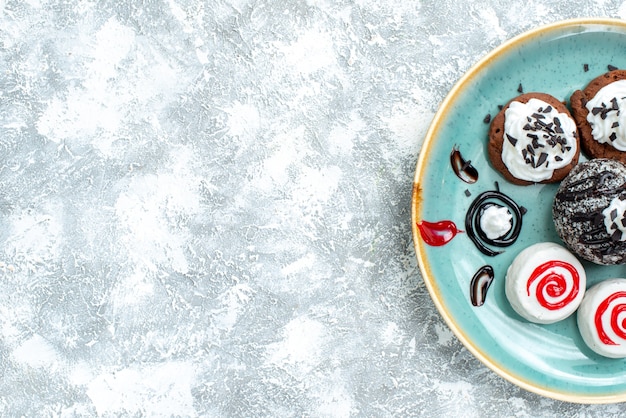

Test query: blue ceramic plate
[412,18,626,403]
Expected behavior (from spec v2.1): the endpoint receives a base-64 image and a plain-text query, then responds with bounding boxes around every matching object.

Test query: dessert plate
[411,18,626,403]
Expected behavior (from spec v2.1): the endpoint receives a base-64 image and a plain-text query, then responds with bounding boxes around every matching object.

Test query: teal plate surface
[412,19,626,403]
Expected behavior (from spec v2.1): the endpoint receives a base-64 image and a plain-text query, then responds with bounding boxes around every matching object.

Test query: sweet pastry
[505,242,586,324]
[570,70,626,162]
[488,92,580,185]
[553,159,626,265]
[577,278,626,358]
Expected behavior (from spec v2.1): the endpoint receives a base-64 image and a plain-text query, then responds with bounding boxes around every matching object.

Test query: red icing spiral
[595,291,626,345]
[526,260,580,310]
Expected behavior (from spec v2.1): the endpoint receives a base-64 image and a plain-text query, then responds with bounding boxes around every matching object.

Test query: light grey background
[1,0,626,416]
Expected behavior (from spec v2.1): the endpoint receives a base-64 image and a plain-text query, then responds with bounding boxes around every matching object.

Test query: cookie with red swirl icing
[577,278,626,358]
[505,242,586,324]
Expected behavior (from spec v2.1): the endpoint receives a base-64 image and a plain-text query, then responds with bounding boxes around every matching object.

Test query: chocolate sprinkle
[506,133,517,146]
[590,99,620,120]
[536,152,548,167]
[483,113,491,124]
[465,189,471,197]
[584,63,589,72]
[609,64,618,71]
[554,118,564,133]
[612,230,622,242]
[517,83,523,93]
[532,138,542,149]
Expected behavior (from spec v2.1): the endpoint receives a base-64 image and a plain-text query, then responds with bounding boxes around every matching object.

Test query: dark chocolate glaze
[470,265,494,307]
[465,184,524,256]
[450,146,478,184]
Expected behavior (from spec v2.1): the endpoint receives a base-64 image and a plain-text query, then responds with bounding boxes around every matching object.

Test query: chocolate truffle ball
[553,159,626,265]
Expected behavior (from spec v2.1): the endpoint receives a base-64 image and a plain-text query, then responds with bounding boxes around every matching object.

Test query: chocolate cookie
[553,159,626,265]
[488,93,580,186]
[570,70,626,163]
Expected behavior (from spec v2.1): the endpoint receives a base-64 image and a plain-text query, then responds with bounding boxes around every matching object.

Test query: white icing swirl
[502,98,577,182]
[479,205,512,240]
[585,79,626,151]
[602,196,626,241]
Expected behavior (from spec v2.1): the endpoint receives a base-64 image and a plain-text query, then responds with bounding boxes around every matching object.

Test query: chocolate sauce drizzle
[450,146,478,184]
[554,170,626,201]
[470,265,494,307]
[465,183,525,256]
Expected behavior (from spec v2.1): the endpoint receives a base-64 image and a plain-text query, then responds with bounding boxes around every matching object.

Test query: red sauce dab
[526,260,579,310]
[595,291,626,345]
[417,220,462,246]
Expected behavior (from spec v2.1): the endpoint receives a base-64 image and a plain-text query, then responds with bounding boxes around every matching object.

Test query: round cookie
[570,70,626,163]
[505,242,586,324]
[488,92,580,185]
[577,278,626,358]
[553,159,626,265]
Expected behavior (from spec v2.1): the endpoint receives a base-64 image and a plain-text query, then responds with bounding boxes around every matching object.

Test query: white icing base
[602,196,626,242]
[577,278,626,358]
[479,205,512,240]
[505,242,586,324]
[585,79,626,151]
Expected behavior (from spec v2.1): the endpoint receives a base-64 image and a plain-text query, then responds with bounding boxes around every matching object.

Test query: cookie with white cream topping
[488,93,580,185]
[570,70,626,162]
